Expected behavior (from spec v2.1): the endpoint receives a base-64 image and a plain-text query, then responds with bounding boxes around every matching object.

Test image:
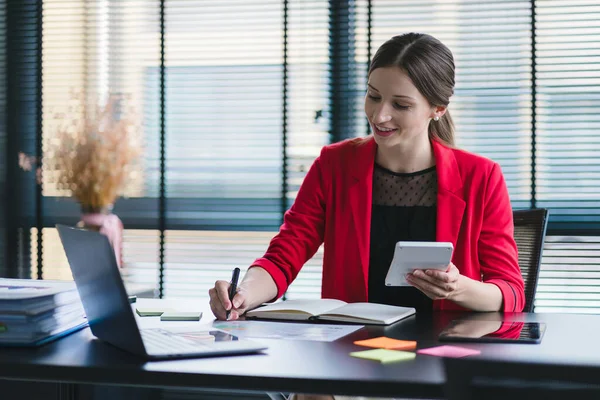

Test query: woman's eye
[367,94,410,110]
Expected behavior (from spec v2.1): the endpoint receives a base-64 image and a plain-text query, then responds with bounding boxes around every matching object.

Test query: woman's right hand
[208,266,278,321]
[208,280,250,321]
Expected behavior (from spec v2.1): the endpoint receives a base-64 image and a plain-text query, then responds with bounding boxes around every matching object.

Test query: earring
[433,116,440,122]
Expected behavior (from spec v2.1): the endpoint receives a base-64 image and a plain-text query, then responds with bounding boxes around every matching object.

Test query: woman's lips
[373,124,396,137]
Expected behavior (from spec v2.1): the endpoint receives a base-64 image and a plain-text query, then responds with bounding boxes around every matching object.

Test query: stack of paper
[0,278,87,346]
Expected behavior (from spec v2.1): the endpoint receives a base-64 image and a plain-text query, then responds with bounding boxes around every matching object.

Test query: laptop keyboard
[140,328,207,355]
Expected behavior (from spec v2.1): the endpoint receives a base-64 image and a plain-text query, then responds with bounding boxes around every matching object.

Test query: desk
[1,301,600,400]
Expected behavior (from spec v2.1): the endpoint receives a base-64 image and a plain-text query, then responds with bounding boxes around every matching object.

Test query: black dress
[368,163,437,313]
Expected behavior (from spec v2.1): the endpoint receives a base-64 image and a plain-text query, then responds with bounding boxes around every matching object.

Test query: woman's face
[364,67,441,147]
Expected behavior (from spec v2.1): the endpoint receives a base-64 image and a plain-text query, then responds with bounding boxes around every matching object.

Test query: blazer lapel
[348,137,377,291]
[433,140,466,248]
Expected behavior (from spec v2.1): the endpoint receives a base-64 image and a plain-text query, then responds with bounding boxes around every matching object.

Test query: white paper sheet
[211,320,363,342]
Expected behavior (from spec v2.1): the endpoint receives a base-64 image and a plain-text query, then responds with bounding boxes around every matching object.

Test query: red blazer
[253,136,525,312]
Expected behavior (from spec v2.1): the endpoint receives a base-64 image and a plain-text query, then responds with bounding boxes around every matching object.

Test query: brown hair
[369,33,456,146]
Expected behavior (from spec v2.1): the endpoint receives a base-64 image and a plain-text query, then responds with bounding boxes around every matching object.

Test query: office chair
[444,357,600,400]
[513,208,549,312]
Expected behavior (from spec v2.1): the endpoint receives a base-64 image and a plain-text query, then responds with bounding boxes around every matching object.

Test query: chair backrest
[513,208,548,312]
[444,357,600,400]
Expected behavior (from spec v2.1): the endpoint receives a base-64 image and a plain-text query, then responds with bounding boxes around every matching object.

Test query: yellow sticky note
[354,336,417,350]
[135,307,174,317]
[350,349,416,364]
[160,311,203,321]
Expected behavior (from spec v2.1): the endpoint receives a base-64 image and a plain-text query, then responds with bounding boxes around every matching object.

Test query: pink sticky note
[417,345,481,358]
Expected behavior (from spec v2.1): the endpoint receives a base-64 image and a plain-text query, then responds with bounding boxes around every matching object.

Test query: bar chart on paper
[212,320,362,342]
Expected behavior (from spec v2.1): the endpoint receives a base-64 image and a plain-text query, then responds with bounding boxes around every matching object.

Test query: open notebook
[245,299,416,325]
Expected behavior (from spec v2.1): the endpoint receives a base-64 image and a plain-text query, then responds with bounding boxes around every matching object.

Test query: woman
[209,32,524,322]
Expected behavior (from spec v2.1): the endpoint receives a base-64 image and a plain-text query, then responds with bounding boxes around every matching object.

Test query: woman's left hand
[406,262,461,300]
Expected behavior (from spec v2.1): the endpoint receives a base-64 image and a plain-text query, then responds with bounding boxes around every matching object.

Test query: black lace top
[368,163,437,312]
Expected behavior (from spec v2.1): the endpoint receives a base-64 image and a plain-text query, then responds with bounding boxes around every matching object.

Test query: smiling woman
[209,32,524,322]
[263,32,526,400]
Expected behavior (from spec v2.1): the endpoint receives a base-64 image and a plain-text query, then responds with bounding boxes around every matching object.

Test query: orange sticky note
[354,336,417,351]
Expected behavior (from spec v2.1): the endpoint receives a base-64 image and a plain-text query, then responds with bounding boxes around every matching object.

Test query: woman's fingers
[215,280,232,310]
[412,270,457,292]
[208,287,228,320]
[407,271,456,300]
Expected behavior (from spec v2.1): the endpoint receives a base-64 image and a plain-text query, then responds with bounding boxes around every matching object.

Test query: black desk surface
[1,312,599,398]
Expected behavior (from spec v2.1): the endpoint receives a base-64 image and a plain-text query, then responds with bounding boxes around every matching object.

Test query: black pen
[226,267,241,320]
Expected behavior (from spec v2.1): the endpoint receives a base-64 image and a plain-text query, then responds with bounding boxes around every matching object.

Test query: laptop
[56,224,267,360]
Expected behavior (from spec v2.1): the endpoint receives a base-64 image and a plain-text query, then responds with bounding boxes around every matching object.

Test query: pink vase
[77,206,124,268]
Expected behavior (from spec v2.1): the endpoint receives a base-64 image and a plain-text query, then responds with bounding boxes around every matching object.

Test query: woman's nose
[371,104,392,124]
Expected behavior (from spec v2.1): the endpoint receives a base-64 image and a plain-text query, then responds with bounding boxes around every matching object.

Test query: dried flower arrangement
[23,94,143,212]
[18,92,142,268]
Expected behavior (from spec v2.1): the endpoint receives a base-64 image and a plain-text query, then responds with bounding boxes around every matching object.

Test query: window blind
[41,0,160,201]
[535,0,600,233]
[37,0,160,284]
[0,1,5,277]
[38,0,88,281]
[33,0,331,299]
[268,0,331,299]
[536,236,600,313]
[163,0,283,229]
[161,0,330,299]
[162,0,284,297]
[531,0,600,313]
[5,0,600,312]
[6,0,41,279]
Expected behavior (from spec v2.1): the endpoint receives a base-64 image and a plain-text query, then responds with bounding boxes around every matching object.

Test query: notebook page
[248,299,347,317]
[321,302,415,324]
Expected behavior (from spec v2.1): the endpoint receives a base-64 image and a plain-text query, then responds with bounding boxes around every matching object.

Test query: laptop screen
[57,224,147,355]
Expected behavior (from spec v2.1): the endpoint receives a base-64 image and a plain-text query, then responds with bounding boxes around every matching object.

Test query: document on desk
[212,320,362,342]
